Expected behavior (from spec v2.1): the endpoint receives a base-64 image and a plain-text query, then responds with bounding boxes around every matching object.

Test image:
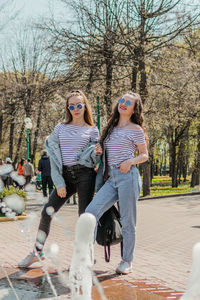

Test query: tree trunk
[29,130,32,161]
[138,46,150,195]
[171,142,178,188]
[196,173,200,185]
[131,55,138,91]
[139,58,148,103]
[9,114,15,159]
[182,149,189,182]
[150,152,154,184]
[0,113,3,144]
[190,126,200,187]
[86,65,96,94]
[32,98,44,162]
[104,57,113,116]
[191,170,198,188]
[13,123,25,166]
[103,32,114,117]
[177,140,184,184]
[168,127,178,187]
[142,161,151,196]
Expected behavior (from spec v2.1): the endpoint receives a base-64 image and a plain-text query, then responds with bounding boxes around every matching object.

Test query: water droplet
[0,165,13,176]
[46,206,55,216]
[36,230,47,244]
[10,171,25,186]
[35,241,43,250]
[5,211,16,218]
[0,178,4,192]
[50,243,59,255]
[21,212,37,235]
[4,194,25,214]
[24,183,36,192]
[58,271,70,288]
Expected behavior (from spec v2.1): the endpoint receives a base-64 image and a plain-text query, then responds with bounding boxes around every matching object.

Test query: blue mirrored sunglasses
[118,98,132,106]
[68,103,85,111]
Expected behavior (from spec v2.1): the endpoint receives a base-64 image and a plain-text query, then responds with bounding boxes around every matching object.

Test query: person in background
[18,158,25,176]
[0,159,3,187]
[23,158,34,185]
[38,150,53,197]
[35,167,42,184]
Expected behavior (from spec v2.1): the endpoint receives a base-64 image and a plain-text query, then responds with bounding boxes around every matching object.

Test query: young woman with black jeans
[18,90,101,268]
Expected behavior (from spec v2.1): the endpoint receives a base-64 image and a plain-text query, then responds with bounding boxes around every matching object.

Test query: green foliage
[0,187,26,200]
[147,176,200,197]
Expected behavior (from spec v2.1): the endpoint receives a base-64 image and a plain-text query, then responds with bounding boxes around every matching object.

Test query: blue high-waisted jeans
[86,165,142,263]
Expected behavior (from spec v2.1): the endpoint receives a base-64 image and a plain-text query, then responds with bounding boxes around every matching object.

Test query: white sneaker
[18,251,45,268]
[116,260,132,275]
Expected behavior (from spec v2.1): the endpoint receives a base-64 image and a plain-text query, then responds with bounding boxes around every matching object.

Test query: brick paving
[0,192,200,297]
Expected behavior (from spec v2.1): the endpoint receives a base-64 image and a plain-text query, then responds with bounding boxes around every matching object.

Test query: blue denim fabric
[86,165,142,263]
[45,132,100,190]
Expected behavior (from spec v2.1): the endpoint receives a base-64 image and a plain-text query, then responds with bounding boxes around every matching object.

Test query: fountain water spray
[1,265,20,300]
[69,213,96,299]
[10,171,26,186]
[0,178,4,192]
[180,242,200,300]
[4,194,25,215]
[19,210,58,298]
[0,164,13,176]
[69,213,107,300]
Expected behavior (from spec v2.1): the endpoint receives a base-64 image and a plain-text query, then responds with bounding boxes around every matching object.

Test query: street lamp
[24,117,32,160]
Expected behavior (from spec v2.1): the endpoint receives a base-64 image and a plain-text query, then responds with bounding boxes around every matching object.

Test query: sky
[11,0,66,22]
[0,0,69,40]
[0,0,71,68]
[0,0,200,69]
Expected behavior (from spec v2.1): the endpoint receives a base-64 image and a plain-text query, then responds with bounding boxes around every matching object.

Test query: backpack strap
[104,242,123,262]
[120,241,123,259]
[104,245,111,262]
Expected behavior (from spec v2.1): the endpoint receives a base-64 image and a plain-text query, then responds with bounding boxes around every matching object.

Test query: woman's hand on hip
[94,143,103,155]
[118,159,133,173]
[57,187,67,198]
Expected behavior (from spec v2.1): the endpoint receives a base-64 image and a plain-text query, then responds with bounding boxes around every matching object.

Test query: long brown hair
[100,91,148,145]
[65,90,94,126]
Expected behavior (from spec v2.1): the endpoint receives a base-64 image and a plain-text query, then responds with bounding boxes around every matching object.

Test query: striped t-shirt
[104,127,145,166]
[54,123,99,166]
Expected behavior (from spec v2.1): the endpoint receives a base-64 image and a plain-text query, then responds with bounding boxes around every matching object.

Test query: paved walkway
[0,192,200,298]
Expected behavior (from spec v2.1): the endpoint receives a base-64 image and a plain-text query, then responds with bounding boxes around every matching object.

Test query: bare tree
[39,0,133,115]
[0,28,61,163]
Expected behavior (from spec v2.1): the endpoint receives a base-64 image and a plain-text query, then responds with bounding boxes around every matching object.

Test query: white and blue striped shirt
[54,123,99,166]
[104,127,145,166]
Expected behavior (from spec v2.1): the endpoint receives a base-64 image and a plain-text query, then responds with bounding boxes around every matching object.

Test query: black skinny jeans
[35,164,96,252]
[41,175,54,197]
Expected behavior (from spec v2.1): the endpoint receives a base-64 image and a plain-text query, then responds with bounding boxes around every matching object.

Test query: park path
[0,193,200,298]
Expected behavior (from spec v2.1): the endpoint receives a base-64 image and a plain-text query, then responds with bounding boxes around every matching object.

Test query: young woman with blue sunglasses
[19,90,102,268]
[87,91,149,275]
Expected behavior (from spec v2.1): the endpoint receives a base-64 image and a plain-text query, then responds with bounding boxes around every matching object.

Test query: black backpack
[96,205,123,262]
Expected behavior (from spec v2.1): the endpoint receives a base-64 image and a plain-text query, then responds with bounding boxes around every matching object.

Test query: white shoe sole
[116,268,132,275]
[18,256,45,268]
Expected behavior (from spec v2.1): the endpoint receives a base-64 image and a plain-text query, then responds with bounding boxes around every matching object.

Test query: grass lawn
[146,176,200,197]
